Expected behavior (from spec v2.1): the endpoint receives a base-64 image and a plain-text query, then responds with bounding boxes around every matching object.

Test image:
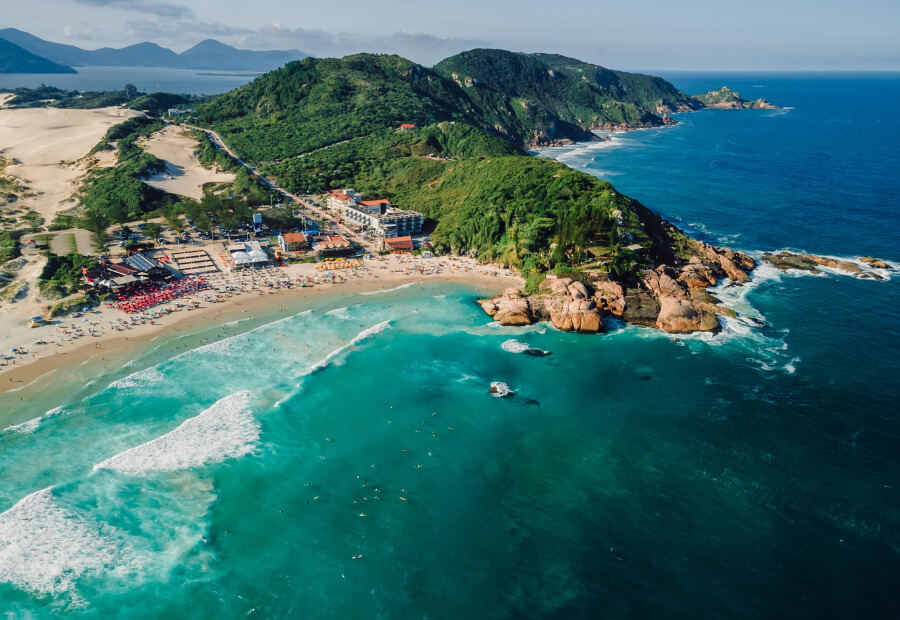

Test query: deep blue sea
[1,74,899,618]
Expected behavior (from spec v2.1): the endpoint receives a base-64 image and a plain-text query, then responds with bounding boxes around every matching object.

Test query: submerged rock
[490,382,514,398]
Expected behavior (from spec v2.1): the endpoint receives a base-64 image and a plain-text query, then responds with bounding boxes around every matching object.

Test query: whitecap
[325,307,350,319]
[490,382,514,398]
[0,487,140,602]
[93,391,259,475]
[2,406,70,435]
[310,321,393,371]
[501,339,532,354]
[360,282,416,296]
[106,366,165,391]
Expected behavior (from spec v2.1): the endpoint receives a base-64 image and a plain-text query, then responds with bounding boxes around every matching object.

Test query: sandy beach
[141,124,235,200]
[0,106,141,223]
[0,254,521,399]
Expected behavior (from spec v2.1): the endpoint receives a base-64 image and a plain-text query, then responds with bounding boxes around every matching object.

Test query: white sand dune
[0,106,141,223]
[141,125,235,200]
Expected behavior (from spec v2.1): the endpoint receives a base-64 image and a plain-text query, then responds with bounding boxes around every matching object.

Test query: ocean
[1,74,899,618]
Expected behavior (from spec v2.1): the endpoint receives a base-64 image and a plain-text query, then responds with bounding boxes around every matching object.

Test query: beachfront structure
[312,235,354,256]
[326,189,362,211]
[227,241,270,268]
[279,232,308,252]
[342,202,423,237]
[381,235,414,254]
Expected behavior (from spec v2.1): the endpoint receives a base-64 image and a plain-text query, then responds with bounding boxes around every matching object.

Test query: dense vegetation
[193,50,701,159]
[39,252,97,297]
[188,49,708,277]
[2,84,202,112]
[78,115,174,234]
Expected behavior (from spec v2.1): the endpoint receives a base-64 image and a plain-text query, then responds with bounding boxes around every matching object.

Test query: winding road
[182,124,357,238]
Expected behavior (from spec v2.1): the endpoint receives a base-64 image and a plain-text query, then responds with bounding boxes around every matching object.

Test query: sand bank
[0,106,141,222]
[0,254,521,400]
[141,125,235,200]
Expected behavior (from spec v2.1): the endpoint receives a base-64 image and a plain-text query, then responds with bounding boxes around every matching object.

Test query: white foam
[490,382,514,398]
[106,366,165,391]
[501,339,532,354]
[310,321,393,371]
[360,282,416,295]
[3,407,70,435]
[4,418,41,434]
[93,391,259,475]
[0,487,139,602]
[325,307,351,319]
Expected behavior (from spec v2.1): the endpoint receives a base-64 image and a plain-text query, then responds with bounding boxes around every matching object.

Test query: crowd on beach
[1,255,518,374]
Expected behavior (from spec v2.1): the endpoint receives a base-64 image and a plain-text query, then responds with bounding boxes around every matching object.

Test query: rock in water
[489,382,514,398]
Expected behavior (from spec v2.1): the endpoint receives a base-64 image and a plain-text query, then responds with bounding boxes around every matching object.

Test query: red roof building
[382,235,414,253]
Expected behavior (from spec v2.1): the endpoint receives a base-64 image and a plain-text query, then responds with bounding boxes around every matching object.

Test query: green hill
[432,49,690,135]
[0,37,76,74]
[189,50,703,274]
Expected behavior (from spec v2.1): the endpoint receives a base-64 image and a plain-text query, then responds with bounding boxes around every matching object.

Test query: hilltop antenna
[157,79,160,93]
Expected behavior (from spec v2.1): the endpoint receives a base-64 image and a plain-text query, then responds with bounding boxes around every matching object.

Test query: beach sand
[0,254,521,400]
[0,106,141,223]
[141,125,235,200]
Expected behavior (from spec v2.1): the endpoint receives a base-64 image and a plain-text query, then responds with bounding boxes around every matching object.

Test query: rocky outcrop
[547,297,603,333]
[536,277,604,333]
[699,242,755,283]
[592,277,626,317]
[479,239,760,334]
[480,288,533,326]
[861,256,891,269]
[641,266,720,333]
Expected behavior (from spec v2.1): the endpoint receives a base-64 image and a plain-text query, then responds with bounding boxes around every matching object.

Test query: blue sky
[5,0,899,70]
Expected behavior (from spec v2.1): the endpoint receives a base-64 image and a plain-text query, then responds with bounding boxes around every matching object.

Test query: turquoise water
[2,75,900,618]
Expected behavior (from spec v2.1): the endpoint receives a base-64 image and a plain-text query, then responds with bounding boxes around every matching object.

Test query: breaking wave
[325,307,351,319]
[93,391,259,475]
[0,487,140,603]
[106,367,165,391]
[3,406,70,435]
[310,321,392,371]
[501,339,532,354]
[360,282,416,295]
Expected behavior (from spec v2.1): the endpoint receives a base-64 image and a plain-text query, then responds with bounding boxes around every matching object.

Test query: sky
[4,0,900,70]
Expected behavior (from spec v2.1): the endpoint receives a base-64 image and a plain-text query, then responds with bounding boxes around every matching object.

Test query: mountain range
[0,37,76,73]
[0,28,308,71]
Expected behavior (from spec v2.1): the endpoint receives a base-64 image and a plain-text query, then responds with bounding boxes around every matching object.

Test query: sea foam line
[3,406,70,435]
[310,321,392,372]
[360,282,416,295]
[0,486,140,602]
[93,391,259,475]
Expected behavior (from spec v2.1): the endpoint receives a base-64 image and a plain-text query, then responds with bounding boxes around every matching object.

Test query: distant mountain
[0,28,308,70]
[180,40,305,71]
[0,37,76,73]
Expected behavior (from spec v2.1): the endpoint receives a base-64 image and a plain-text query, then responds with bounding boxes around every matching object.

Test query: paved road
[183,124,357,238]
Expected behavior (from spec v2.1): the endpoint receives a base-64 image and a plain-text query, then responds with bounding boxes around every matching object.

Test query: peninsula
[2,48,889,386]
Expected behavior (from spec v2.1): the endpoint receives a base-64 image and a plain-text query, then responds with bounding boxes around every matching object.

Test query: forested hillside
[188,49,709,276]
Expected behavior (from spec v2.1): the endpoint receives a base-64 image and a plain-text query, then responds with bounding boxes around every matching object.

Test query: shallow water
[1,74,900,618]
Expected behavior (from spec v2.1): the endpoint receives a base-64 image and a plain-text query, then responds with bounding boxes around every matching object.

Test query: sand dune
[0,106,141,223]
[141,125,235,200]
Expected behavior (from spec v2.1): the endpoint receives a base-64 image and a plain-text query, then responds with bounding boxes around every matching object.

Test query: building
[313,235,354,256]
[341,202,424,237]
[399,123,417,130]
[382,236,414,254]
[279,232,308,252]
[326,189,361,211]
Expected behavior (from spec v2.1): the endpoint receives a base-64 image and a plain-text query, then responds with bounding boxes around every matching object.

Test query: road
[183,124,358,238]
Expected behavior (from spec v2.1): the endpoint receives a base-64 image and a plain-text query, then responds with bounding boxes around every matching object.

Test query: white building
[326,189,362,211]
[341,202,424,237]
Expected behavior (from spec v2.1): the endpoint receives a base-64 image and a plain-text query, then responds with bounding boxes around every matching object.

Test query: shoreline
[0,259,521,404]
